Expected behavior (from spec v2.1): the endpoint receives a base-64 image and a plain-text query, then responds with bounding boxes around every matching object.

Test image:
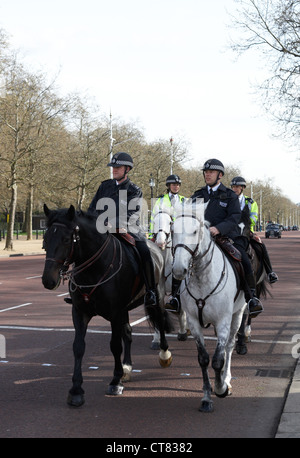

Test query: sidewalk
[276,356,300,438]
[0,236,45,257]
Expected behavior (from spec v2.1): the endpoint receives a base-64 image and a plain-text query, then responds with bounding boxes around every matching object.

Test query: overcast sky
[0,0,299,203]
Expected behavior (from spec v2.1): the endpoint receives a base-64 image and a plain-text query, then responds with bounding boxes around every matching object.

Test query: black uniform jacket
[88,178,145,241]
[191,183,241,240]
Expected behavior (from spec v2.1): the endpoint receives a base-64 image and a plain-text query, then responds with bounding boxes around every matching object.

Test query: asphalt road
[0,231,299,439]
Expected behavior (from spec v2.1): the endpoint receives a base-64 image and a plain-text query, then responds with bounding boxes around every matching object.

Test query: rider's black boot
[268,271,278,284]
[165,278,182,313]
[135,241,157,307]
[245,273,263,318]
[260,243,278,283]
[142,258,157,307]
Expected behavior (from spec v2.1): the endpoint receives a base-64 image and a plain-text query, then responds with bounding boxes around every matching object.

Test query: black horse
[42,204,172,407]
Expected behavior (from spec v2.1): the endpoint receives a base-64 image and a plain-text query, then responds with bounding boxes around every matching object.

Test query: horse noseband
[173,243,199,258]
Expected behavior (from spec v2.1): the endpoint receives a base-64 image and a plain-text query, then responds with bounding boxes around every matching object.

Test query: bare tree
[0,55,73,247]
[229,0,300,141]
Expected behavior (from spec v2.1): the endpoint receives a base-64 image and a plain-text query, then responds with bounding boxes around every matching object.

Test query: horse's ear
[67,205,76,221]
[44,204,50,217]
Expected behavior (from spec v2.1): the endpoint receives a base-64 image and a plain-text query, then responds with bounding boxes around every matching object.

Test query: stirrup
[165,296,181,313]
[144,290,157,306]
[64,297,72,304]
[268,272,278,284]
[248,297,263,318]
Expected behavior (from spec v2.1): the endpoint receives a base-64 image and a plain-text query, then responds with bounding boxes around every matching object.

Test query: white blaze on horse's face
[153,210,172,250]
[156,231,167,249]
[172,214,201,281]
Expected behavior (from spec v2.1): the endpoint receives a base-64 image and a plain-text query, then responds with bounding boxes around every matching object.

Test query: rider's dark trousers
[135,240,156,291]
[233,236,252,276]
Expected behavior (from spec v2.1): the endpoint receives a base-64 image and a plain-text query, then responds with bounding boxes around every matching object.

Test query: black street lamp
[149,174,155,200]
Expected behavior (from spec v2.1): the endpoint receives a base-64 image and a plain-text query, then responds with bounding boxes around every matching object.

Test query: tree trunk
[5,180,17,250]
[26,185,33,240]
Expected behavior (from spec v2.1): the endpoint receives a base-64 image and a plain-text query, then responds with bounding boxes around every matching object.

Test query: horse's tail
[257,277,272,300]
[145,303,173,334]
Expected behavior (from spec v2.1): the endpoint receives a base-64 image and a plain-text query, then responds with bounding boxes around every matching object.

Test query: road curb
[275,357,300,438]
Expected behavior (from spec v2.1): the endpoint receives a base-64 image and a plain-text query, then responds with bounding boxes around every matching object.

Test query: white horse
[172,201,247,413]
[150,207,189,349]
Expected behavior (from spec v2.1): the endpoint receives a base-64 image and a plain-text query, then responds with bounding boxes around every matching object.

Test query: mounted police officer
[190,159,263,317]
[148,174,185,238]
[88,152,157,307]
[231,176,278,284]
[148,174,185,313]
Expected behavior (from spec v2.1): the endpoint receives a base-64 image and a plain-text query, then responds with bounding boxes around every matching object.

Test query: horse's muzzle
[42,274,61,290]
[172,266,187,281]
[42,260,62,290]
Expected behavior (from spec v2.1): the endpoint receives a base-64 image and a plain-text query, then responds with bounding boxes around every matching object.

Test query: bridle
[44,223,80,270]
[172,214,200,258]
[173,213,227,328]
[44,222,122,302]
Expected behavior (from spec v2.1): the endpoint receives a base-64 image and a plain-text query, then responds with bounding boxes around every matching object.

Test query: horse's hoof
[215,385,229,398]
[159,349,172,368]
[150,341,160,350]
[159,355,173,367]
[67,393,85,407]
[177,332,188,341]
[199,400,214,413]
[159,356,173,368]
[106,384,124,395]
[121,365,132,382]
[236,343,248,355]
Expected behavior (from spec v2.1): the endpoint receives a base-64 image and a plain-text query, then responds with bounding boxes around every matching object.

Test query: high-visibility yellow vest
[245,195,258,232]
[148,193,185,238]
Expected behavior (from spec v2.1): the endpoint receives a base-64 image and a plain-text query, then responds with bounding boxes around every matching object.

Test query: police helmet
[166,174,181,185]
[231,176,247,188]
[107,152,133,169]
[202,159,225,175]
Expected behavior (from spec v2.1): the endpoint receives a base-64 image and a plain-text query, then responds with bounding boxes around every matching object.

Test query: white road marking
[26,275,42,280]
[0,303,32,313]
[130,316,149,326]
[0,324,294,345]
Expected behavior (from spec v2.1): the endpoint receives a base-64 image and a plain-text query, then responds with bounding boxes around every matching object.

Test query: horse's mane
[173,199,211,229]
[46,207,97,228]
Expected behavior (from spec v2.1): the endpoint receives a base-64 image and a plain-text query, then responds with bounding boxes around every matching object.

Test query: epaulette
[130,182,141,191]
[245,197,254,204]
[101,179,112,184]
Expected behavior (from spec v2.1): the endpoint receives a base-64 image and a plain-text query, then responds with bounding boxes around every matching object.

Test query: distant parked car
[265,223,282,239]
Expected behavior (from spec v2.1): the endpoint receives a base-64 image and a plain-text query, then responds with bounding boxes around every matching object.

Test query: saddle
[215,236,245,299]
[115,229,136,246]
